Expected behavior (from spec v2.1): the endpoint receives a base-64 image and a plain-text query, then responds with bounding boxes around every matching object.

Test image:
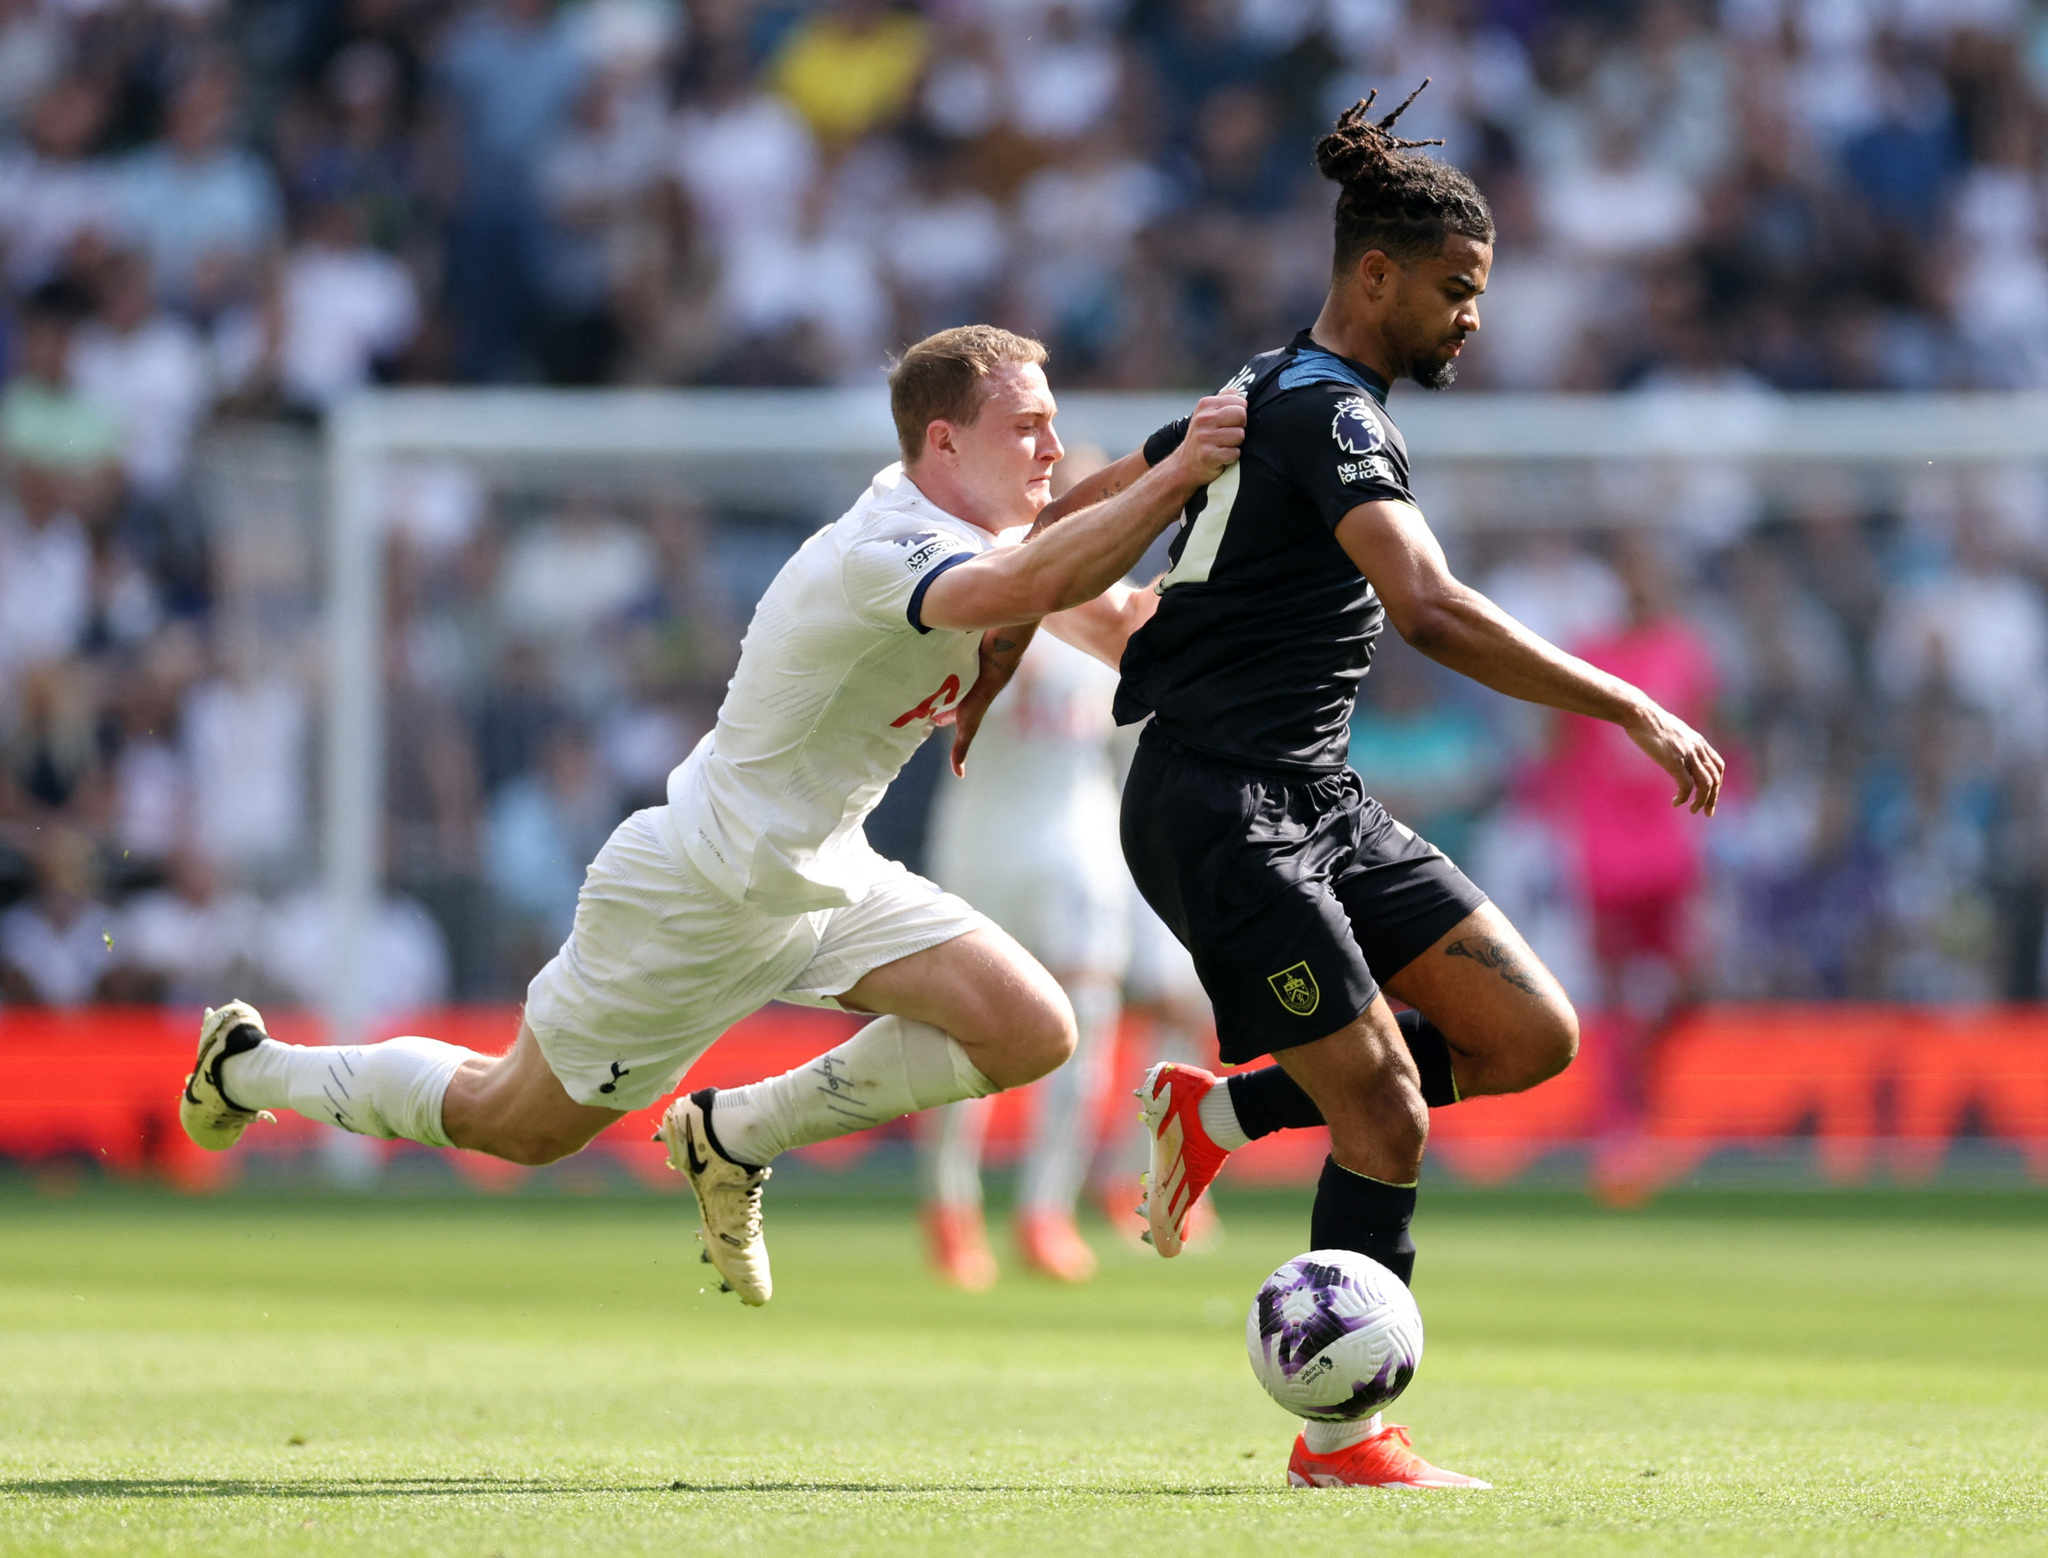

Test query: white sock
[220,1036,476,1148]
[1302,1414,1383,1454]
[1198,1075,1250,1151]
[711,1014,997,1166]
[1021,978,1118,1213]
[919,1096,991,1209]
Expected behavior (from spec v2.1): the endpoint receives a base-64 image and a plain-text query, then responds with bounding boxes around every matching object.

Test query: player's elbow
[1390,596,1462,654]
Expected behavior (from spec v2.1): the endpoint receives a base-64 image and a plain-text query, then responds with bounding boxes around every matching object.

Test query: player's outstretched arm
[946,447,1162,746]
[1334,498,1725,815]
[1026,449,1152,536]
[916,394,1245,633]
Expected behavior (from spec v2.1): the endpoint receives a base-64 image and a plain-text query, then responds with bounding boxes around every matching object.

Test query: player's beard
[1412,356,1460,390]
[1411,336,1464,391]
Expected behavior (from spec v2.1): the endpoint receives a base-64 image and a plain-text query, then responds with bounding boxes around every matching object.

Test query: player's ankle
[1197,1080,1251,1151]
[695,1089,768,1170]
[1302,1414,1382,1454]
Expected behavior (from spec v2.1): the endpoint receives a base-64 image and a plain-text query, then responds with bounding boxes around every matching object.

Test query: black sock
[1396,1010,1461,1108]
[1226,1067,1324,1140]
[693,1088,763,1170]
[1223,1012,1458,1141]
[1310,1156,1417,1286]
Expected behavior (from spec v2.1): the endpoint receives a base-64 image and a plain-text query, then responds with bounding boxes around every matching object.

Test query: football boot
[659,1089,772,1306]
[180,1001,276,1151]
[1287,1424,1491,1489]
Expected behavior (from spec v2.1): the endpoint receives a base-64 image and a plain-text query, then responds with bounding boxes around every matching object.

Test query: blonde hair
[888,325,1048,466]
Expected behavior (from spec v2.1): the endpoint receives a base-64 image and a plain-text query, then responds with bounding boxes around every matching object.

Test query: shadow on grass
[6,1477,1272,1501]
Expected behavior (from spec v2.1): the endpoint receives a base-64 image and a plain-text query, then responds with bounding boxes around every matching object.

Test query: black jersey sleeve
[1266,384,1413,530]
[1142,418,1190,466]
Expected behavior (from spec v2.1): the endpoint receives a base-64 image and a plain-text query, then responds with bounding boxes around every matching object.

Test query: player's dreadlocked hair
[1315,81,1494,274]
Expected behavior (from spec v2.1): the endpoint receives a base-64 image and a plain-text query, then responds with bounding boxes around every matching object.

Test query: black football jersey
[1114,330,1414,774]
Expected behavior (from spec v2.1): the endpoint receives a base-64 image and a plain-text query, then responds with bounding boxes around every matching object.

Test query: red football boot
[1135,1063,1232,1257]
[1013,1208,1097,1283]
[921,1203,998,1292]
[1287,1424,1492,1489]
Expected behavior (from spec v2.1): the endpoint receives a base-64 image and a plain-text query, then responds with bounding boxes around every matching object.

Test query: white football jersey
[663,463,997,915]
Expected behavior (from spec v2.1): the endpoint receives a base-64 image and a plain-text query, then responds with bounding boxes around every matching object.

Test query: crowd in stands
[1,0,2047,1017]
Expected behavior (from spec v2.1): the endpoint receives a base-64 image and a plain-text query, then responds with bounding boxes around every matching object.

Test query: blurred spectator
[496,494,655,645]
[535,69,665,383]
[1348,644,1501,865]
[0,0,67,140]
[0,464,91,680]
[1482,532,1626,652]
[1873,507,2048,755]
[878,147,1005,342]
[768,0,927,150]
[117,61,282,313]
[485,722,616,973]
[714,174,885,382]
[1,278,121,508]
[259,882,452,1016]
[670,36,816,258]
[0,75,117,293]
[281,40,426,252]
[0,828,111,1005]
[272,196,419,408]
[105,645,191,870]
[1002,1,1124,146]
[69,249,213,503]
[181,648,309,882]
[104,849,263,1002]
[473,638,565,795]
[439,0,587,379]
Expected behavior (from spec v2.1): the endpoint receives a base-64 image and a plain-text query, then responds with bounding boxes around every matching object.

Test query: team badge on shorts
[1268,961,1321,1016]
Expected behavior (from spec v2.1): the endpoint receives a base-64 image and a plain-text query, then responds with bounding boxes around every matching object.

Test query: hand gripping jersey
[663,463,995,915]
[1115,330,1415,774]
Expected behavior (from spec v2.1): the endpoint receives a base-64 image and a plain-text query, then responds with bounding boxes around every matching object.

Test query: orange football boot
[1135,1063,1233,1257]
[1013,1208,1097,1282]
[921,1203,998,1291]
[1287,1424,1492,1489]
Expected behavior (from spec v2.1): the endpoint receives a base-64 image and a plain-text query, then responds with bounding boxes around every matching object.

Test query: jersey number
[891,675,961,728]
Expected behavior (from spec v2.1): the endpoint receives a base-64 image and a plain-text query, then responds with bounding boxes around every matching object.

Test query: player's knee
[1517,1001,1579,1091]
[1325,1071,1428,1171]
[1020,1001,1078,1081]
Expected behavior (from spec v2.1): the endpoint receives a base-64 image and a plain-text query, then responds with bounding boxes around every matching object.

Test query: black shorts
[1121,726,1488,1066]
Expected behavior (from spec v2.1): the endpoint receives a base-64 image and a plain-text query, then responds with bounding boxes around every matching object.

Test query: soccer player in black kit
[1021,87,1725,1488]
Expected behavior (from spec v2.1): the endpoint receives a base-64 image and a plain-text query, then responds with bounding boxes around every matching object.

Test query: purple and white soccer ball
[1245,1249,1423,1421]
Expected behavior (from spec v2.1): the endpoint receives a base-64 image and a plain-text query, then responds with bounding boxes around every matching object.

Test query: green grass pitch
[2,1180,2045,1556]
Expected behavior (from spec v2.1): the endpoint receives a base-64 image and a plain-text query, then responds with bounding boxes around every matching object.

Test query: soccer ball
[1245,1250,1423,1421]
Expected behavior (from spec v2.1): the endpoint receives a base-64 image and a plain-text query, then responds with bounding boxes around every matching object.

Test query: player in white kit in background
[922,628,1130,1287]
[176,326,1249,1309]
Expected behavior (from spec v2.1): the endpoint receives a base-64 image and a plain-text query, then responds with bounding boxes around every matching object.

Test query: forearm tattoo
[1445,935,1544,996]
[1027,475,1127,539]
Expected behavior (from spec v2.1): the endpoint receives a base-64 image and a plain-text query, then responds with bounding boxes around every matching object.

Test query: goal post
[320,388,2048,1047]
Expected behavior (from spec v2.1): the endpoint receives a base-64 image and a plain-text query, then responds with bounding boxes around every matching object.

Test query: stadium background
[1,0,2047,1194]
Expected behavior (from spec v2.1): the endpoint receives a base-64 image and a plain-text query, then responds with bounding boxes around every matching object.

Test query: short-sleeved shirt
[665,462,997,914]
[1115,330,1413,774]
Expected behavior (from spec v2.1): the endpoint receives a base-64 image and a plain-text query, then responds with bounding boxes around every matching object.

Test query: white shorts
[525,808,991,1111]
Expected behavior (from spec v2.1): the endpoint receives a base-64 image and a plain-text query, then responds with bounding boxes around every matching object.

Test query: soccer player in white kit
[177,326,1248,1307]
[921,629,1129,1287]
